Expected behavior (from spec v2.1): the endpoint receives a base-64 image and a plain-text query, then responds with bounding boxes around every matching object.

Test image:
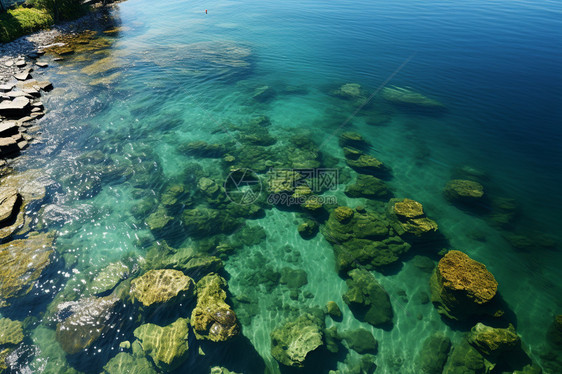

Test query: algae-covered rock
[442,339,488,374]
[343,269,393,327]
[416,333,451,374]
[389,198,438,238]
[55,295,121,354]
[382,86,445,110]
[102,351,157,374]
[191,273,239,342]
[467,323,520,357]
[298,220,319,239]
[430,250,499,320]
[341,328,378,354]
[134,318,190,370]
[182,207,241,238]
[326,301,342,320]
[0,318,23,346]
[0,232,56,307]
[331,83,366,102]
[130,269,195,307]
[270,313,324,367]
[444,179,485,204]
[181,141,228,158]
[252,85,276,102]
[345,175,391,199]
[346,153,388,176]
[0,187,21,226]
[339,132,369,149]
[88,261,129,296]
[280,268,308,289]
[145,204,173,235]
[323,207,410,273]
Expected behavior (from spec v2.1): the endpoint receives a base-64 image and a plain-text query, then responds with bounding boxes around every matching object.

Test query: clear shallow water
[2,0,562,373]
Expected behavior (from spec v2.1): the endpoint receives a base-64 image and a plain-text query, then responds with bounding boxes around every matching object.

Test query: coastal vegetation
[0,0,91,43]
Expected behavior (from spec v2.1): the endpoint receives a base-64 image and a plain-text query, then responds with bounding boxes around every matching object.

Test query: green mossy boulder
[389,198,438,238]
[133,318,190,370]
[381,86,445,110]
[130,269,195,307]
[102,352,157,374]
[181,141,228,158]
[442,339,489,374]
[341,328,378,354]
[345,174,391,199]
[298,220,319,239]
[339,132,370,149]
[182,207,242,238]
[430,250,501,320]
[467,323,520,357]
[145,204,173,235]
[345,153,388,176]
[0,232,56,307]
[270,313,324,367]
[87,261,129,296]
[280,268,308,289]
[343,269,393,327]
[55,295,121,354]
[416,333,451,374]
[0,318,23,346]
[326,301,342,320]
[331,83,367,102]
[444,179,485,205]
[191,273,239,342]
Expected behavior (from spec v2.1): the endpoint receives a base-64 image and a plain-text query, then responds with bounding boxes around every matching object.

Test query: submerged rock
[55,295,121,354]
[442,339,488,374]
[341,328,378,354]
[389,198,438,238]
[191,273,239,342]
[298,220,319,239]
[182,207,242,238]
[252,85,276,102]
[343,269,393,327]
[326,301,342,320]
[444,179,485,205]
[381,86,445,110]
[345,174,391,199]
[331,83,366,102]
[0,232,56,307]
[181,141,228,158]
[102,351,157,374]
[0,187,22,226]
[323,206,410,273]
[270,313,324,367]
[467,323,520,357]
[339,132,370,149]
[133,318,190,370]
[430,250,500,320]
[130,269,195,307]
[416,333,451,374]
[0,318,23,346]
[88,262,129,296]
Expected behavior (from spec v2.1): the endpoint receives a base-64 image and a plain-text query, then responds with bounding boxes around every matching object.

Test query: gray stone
[0,121,19,137]
[0,85,14,92]
[0,188,21,225]
[0,137,20,156]
[0,97,30,113]
[14,71,31,81]
[36,62,49,68]
[15,60,26,68]
[5,91,32,99]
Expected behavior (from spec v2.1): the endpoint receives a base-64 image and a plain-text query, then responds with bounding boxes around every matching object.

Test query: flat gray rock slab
[15,60,26,68]
[0,85,14,92]
[0,121,19,137]
[6,91,33,99]
[0,97,31,112]
[14,72,31,81]
[36,62,48,68]
[0,187,20,224]
[4,61,13,67]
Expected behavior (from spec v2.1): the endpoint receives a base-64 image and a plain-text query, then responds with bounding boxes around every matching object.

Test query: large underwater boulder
[547,315,562,347]
[442,339,488,374]
[0,232,56,307]
[191,273,239,342]
[343,269,393,327]
[55,295,121,354]
[389,198,438,239]
[323,206,410,273]
[133,318,190,370]
[430,250,500,320]
[345,174,391,199]
[381,86,445,110]
[340,328,378,354]
[102,351,157,374]
[0,318,24,346]
[444,179,485,205]
[416,333,451,374]
[270,313,324,367]
[130,269,195,307]
[467,323,520,358]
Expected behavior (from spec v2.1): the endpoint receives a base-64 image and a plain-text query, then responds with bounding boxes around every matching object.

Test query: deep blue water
[2,0,562,373]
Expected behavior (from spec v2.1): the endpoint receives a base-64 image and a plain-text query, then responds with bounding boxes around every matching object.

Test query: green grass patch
[0,7,53,43]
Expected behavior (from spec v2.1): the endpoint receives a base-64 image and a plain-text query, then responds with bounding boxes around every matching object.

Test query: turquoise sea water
[3,0,562,373]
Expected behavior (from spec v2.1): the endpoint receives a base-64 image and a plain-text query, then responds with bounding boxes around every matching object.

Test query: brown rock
[0,188,21,225]
[430,250,499,320]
